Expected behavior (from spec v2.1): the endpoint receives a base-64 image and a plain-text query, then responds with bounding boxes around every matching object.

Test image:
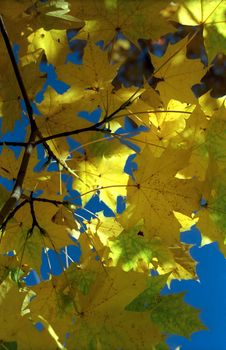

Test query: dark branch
[0,15,36,131]
[0,16,72,224]
[0,199,29,237]
[34,91,137,145]
[0,16,39,224]
[32,197,69,206]
[0,195,69,236]
[0,133,36,225]
[0,141,28,147]
[28,197,46,236]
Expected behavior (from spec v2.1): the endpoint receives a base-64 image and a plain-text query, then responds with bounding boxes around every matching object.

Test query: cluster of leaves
[0,0,226,349]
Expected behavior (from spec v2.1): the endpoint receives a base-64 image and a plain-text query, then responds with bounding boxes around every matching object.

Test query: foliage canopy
[0,0,226,349]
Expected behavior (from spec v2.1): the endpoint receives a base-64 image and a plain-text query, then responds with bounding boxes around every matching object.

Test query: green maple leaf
[0,341,17,350]
[125,273,169,312]
[125,274,205,338]
[109,220,154,271]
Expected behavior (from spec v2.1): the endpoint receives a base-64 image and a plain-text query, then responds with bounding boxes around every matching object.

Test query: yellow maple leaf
[72,0,173,45]
[176,105,209,180]
[92,212,123,238]
[27,28,70,65]
[71,150,130,210]
[0,276,59,349]
[168,0,226,63]
[56,42,119,112]
[0,51,43,133]
[0,0,84,65]
[129,99,195,157]
[123,146,201,245]
[205,103,226,168]
[66,267,163,349]
[196,161,226,254]
[152,38,206,105]
[0,201,78,273]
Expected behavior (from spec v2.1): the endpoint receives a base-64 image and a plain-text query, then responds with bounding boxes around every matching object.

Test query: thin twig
[31,197,69,206]
[0,141,28,147]
[34,92,138,145]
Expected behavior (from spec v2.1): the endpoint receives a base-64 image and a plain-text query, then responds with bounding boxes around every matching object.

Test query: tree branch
[0,15,36,131]
[0,16,74,224]
[28,196,46,236]
[0,194,70,236]
[0,16,38,224]
[34,91,137,145]
[31,197,69,206]
[0,141,28,147]
[0,199,29,238]
[0,15,79,179]
[0,133,36,225]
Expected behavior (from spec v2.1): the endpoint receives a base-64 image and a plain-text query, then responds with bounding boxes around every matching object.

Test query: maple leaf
[196,161,226,253]
[125,273,205,338]
[0,254,19,284]
[151,38,206,105]
[0,184,10,210]
[0,52,44,133]
[0,201,78,273]
[205,103,226,167]
[151,292,204,338]
[70,150,130,210]
[176,105,209,181]
[148,99,194,144]
[0,0,84,62]
[55,41,120,112]
[125,273,170,311]
[27,273,76,344]
[71,0,173,45]
[129,98,196,157]
[64,266,163,349]
[26,261,163,348]
[123,146,201,244]
[27,28,71,65]
[86,213,123,246]
[168,0,226,63]
[0,276,59,349]
[0,146,67,198]
[108,220,154,272]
